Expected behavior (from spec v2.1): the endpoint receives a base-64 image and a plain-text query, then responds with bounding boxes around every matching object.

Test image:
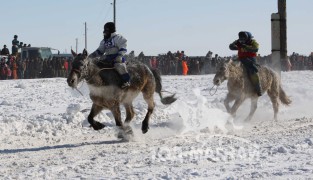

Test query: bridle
[70,56,90,82]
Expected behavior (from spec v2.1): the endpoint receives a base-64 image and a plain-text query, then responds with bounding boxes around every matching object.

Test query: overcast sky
[1,0,312,56]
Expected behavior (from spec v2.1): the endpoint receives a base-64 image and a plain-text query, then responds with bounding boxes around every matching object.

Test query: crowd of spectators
[1,35,73,80]
[126,50,313,75]
[0,55,72,80]
[1,34,312,80]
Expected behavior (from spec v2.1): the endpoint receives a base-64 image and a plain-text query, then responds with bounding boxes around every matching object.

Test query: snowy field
[1,71,313,179]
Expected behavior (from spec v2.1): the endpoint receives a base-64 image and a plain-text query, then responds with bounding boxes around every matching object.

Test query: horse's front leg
[244,97,258,122]
[88,103,105,130]
[230,94,245,118]
[224,93,235,113]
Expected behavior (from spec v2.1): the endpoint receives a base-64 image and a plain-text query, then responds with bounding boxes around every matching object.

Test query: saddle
[93,59,131,89]
[93,60,125,87]
[95,60,114,68]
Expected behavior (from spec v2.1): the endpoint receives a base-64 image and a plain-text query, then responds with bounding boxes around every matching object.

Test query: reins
[209,85,219,96]
[203,85,218,96]
[74,87,84,96]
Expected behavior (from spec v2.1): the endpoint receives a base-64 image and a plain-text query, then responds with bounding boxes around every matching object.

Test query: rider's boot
[114,63,131,89]
[121,73,131,89]
[250,73,262,96]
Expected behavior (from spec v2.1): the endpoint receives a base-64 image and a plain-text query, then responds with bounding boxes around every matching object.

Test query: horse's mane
[88,57,143,70]
[228,61,245,77]
[226,60,269,78]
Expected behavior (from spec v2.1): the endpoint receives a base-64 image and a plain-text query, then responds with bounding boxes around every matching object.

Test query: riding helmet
[104,22,116,33]
[238,31,249,40]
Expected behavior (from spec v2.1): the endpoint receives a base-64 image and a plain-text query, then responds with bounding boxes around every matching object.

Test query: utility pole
[278,0,287,72]
[75,38,78,53]
[271,0,287,77]
[84,22,87,50]
[113,0,116,25]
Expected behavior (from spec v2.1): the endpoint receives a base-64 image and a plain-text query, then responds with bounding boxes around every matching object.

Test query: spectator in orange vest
[182,60,188,75]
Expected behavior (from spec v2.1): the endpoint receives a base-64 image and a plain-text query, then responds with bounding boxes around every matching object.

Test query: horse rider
[229,31,262,96]
[89,22,130,89]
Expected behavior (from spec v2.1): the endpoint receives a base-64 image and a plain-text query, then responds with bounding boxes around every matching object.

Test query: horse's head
[213,59,233,86]
[67,49,89,88]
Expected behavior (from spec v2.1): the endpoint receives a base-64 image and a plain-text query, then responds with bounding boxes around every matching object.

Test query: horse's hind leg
[267,90,279,121]
[110,105,123,127]
[244,97,258,121]
[110,105,132,138]
[122,103,135,136]
[142,92,155,134]
[88,103,105,130]
[124,103,135,124]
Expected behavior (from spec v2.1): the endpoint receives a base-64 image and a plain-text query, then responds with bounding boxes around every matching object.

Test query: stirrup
[121,82,130,89]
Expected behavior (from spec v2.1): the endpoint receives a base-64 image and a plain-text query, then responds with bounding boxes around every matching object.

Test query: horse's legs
[124,103,135,124]
[88,103,105,130]
[224,93,235,113]
[110,105,133,138]
[142,92,155,134]
[230,95,245,118]
[267,90,279,121]
[110,105,123,127]
[244,97,258,121]
[123,103,135,136]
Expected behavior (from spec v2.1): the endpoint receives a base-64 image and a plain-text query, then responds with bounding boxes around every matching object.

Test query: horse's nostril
[70,79,74,84]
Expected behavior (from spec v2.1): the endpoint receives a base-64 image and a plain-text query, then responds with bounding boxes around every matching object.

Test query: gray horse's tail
[279,85,292,105]
[150,68,177,105]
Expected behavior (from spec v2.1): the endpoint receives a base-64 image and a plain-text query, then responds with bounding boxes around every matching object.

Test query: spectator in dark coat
[1,45,10,55]
[12,35,19,55]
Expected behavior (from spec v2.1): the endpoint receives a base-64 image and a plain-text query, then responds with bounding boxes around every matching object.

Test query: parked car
[20,47,53,60]
[51,53,73,61]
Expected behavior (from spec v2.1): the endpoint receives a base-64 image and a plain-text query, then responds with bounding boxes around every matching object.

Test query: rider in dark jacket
[229,31,262,96]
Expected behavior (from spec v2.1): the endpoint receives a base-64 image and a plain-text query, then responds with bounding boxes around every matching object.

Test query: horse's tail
[150,68,177,105]
[279,85,292,105]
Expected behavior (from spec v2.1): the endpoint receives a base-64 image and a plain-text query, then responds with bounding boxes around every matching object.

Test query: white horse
[213,60,291,121]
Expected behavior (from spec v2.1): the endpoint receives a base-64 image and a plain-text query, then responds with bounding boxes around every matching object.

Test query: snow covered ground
[1,71,313,179]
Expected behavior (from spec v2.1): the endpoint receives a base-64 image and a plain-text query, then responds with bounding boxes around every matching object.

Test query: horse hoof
[141,127,149,134]
[92,122,106,130]
[117,127,133,140]
[124,126,133,135]
[117,131,124,139]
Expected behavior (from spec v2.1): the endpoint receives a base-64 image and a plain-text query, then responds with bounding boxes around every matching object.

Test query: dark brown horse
[67,49,176,136]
